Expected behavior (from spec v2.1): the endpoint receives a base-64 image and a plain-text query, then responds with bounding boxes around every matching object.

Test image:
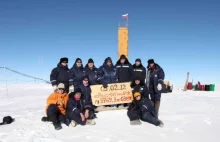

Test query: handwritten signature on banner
[90,82,133,106]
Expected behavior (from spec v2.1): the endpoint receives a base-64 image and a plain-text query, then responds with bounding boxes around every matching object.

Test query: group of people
[41,55,165,130]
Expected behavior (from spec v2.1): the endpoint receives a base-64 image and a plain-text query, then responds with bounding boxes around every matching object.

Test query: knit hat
[60,57,68,63]
[58,83,65,89]
[134,76,141,81]
[88,58,94,63]
[135,58,141,62]
[133,92,141,98]
[120,54,126,59]
[75,58,82,63]
[82,75,89,81]
[74,88,82,94]
[148,59,154,64]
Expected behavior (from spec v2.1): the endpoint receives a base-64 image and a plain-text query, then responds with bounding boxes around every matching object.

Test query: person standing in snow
[115,54,133,83]
[50,57,69,92]
[97,57,118,88]
[127,92,164,127]
[132,58,146,83]
[146,59,165,116]
[84,58,99,85]
[67,88,96,126]
[69,58,86,92]
[130,77,150,99]
[97,57,118,107]
[41,83,69,130]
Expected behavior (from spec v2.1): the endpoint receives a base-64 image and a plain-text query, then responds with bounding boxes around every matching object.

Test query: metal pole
[4,66,8,97]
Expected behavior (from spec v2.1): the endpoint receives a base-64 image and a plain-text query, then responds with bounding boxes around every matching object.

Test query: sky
[0,0,219,85]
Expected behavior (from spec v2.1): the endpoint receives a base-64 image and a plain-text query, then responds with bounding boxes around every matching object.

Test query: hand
[53,85,58,91]
[84,109,89,119]
[69,85,74,92]
[57,101,63,106]
[157,83,162,91]
[103,83,108,88]
[80,113,85,121]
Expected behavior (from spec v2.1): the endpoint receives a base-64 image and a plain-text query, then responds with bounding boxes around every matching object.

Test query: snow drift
[0,84,220,142]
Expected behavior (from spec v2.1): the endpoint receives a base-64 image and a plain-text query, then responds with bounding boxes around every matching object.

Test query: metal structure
[118,13,128,59]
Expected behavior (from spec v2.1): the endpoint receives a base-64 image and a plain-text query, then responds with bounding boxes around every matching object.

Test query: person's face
[107,60,112,66]
[58,88,64,94]
[61,61,67,66]
[75,93,81,98]
[149,63,154,67]
[120,58,125,63]
[135,61,140,66]
[83,78,89,85]
[135,96,141,101]
[88,63,94,68]
[76,60,82,67]
[135,80,140,84]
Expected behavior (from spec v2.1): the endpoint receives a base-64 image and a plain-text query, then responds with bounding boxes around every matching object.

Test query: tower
[118,13,128,59]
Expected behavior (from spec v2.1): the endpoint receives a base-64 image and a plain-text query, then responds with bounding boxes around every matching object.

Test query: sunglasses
[62,62,68,63]
[58,88,64,90]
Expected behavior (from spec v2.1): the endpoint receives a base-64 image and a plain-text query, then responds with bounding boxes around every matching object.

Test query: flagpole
[127,13,128,27]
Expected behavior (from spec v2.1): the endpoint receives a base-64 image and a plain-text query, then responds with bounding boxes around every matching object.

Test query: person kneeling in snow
[67,88,96,127]
[41,83,69,130]
[127,92,164,127]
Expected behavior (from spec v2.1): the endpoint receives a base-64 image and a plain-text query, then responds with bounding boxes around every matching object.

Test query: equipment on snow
[0,116,15,125]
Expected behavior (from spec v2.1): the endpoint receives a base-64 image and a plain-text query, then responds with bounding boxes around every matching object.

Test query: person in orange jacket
[41,83,69,130]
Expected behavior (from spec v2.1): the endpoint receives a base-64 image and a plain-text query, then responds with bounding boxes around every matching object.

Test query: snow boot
[70,120,77,127]
[53,122,62,130]
[130,120,142,125]
[158,119,164,128]
[86,119,96,125]
[155,101,160,116]
[41,116,50,122]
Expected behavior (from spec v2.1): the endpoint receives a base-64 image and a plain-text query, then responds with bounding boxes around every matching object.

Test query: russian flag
[122,13,128,19]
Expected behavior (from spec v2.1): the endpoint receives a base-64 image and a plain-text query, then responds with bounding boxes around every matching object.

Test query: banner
[91,82,133,106]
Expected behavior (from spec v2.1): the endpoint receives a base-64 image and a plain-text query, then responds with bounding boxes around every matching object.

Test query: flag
[122,13,128,19]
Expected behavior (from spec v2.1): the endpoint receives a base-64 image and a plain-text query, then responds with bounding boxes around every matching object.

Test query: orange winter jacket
[45,92,69,115]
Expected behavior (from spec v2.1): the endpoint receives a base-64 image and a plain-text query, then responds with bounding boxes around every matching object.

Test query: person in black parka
[97,57,118,88]
[130,77,150,99]
[127,92,164,127]
[69,58,86,92]
[50,57,69,92]
[132,58,146,83]
[146,59,165,116]
[66,88,96,126]
[115,54,133,83]
[84,58,99,85]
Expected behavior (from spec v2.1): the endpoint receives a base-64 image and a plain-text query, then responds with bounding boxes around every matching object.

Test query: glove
[69,85,74,93]
[57,101,63,106]
[157,83,162,91]
[102,82,108,88]
[53,85,58,91]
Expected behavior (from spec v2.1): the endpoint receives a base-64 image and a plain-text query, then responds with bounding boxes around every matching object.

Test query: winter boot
[158,119,164,128]
[41,116,50,122]
[53,122,62,130]
[130,120,142,125]
[86,119,96,125]
[155,101,160,116]
[70,120,77,127]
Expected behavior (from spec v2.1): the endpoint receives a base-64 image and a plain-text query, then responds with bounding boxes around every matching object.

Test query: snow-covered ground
[0,84,220,142]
